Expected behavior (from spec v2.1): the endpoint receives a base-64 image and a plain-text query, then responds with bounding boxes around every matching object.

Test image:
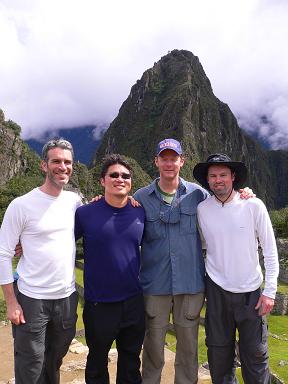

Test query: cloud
[0,0,288,149]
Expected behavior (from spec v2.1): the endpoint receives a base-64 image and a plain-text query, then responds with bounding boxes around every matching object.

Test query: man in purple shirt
[75,154,145,384]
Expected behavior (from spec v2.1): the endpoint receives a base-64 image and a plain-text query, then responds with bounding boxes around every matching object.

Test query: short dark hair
[41,138,74,162]
[100,154,133,179]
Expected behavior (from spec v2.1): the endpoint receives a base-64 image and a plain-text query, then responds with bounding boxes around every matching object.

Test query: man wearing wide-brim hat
[193,153,279,384]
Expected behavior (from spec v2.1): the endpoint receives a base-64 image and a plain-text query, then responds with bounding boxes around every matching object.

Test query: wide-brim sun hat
[193,153,248,191]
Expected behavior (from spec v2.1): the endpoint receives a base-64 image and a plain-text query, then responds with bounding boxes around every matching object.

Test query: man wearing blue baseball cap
[134,138,209,384]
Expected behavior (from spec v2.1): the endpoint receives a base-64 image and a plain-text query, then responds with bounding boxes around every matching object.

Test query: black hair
[100,154,132,179]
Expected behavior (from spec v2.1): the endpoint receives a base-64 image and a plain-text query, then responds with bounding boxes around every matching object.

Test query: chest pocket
[144,214,167,242]
[180,205,197,235]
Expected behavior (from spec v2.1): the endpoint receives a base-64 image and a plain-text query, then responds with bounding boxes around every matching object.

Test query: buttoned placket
[158,185,185,295]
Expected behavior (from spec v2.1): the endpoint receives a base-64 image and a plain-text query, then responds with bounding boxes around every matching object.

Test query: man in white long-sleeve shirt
[193,154,279,384]
[0,139,82,384]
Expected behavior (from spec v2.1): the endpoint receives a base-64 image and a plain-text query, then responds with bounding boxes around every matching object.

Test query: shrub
[270,208,288,238]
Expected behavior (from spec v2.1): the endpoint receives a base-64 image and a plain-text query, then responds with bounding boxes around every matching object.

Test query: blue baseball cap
[156,138,183,156]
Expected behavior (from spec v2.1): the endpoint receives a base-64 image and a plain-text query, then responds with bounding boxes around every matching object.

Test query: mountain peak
[93,50,288,209]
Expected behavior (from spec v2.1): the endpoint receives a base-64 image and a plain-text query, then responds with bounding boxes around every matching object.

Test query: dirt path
[0,322,211,383]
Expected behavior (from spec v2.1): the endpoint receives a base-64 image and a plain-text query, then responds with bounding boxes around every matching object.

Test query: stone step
[62,339,212,383]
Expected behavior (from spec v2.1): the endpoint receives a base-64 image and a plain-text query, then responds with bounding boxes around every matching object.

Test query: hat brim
[193,161,248,191]
[157,147,182,156]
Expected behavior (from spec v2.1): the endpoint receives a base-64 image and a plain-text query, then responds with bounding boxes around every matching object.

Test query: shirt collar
[148,177,187,195]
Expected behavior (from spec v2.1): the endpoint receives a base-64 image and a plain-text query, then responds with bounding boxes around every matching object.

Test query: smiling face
[41,147,73,193]
[100,163,132,200]
[155,149,184,181]
[207,164,235,197]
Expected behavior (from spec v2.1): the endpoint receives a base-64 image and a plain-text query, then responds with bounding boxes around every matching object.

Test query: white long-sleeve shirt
[0,188,82,299]
[197,192,279,298]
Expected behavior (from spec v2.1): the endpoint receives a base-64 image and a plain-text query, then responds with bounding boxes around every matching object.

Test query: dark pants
[205,275,270,384]
[83,293,145,384]
[13,291,78,384]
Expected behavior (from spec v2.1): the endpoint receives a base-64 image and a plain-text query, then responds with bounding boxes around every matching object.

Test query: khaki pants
[142,293,204,384]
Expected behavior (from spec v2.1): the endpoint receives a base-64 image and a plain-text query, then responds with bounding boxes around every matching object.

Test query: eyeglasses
[108,172,131,180]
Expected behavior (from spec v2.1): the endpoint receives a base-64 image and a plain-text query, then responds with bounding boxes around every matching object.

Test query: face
[155,149,184,180]
[41,147,73,190]
[100,164,132,199]
[207,164,235,197]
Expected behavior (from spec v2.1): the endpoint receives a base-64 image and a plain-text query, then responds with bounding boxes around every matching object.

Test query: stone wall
[274,238,288,314]
[277,239,288,281]
[279,267,288,284]
[272,292,288,315]
[271,373,285,384]
[75,239,288,314]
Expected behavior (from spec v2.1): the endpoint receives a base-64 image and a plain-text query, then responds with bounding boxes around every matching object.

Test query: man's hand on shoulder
[90,195,103,203]
[14,242,22,257]
[239,187,256,200]
[128,196,141,207]
[255,294,275,316]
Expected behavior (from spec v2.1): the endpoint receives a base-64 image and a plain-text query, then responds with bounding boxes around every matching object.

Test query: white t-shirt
[0,188,82,299]
[197,192,279,298]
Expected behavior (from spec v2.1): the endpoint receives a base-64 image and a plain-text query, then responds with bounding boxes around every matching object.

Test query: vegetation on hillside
[1,146,288,243]
[0,143,43,223]
[93,50,288,210]
[270,208,288,238]
[3,119,21,135]
[0,150,152,224]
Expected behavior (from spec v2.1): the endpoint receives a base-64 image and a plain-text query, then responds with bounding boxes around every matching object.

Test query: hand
[128,196,141,207]
[90,195,103,203]
[239,187,256,199]
[255,294,274,316]
[7,300,26,325]
[14,242,23,257]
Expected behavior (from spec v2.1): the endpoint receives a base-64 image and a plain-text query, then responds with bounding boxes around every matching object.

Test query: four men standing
[0,137,279,384]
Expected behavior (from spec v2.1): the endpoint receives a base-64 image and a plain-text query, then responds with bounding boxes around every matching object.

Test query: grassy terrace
[277,280,288,294]
[75,266,84,333]
[0,266,286,382]
[75,268,288,383]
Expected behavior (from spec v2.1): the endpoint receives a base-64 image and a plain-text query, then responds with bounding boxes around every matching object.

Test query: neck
[158,177,179,194]
[39,182,63,197]
[104,194,129,208]
[214,189,236,206]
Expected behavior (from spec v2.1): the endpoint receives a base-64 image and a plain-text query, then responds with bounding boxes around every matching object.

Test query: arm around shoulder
[0,200,24,284]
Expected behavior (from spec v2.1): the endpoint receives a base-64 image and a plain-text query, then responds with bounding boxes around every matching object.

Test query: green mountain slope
[93,50,288,209]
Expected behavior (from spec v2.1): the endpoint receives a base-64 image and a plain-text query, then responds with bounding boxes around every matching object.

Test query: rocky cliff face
[0,111,96,214]
[0,110,28,186]
[93,50,288,209]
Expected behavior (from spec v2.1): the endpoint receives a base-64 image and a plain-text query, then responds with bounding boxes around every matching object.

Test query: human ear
[40,160,47,173]
[154,156,159,168]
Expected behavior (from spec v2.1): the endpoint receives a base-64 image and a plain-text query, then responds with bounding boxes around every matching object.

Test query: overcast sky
[0,0,288,149]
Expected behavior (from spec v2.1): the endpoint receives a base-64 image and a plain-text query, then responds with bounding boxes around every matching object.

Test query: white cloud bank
[0,0,288,148]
